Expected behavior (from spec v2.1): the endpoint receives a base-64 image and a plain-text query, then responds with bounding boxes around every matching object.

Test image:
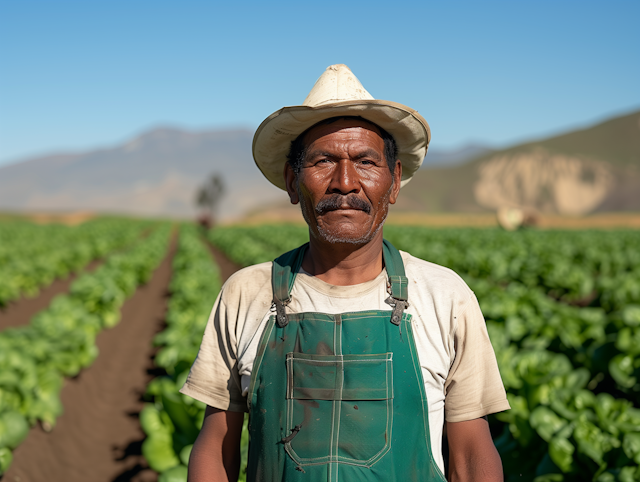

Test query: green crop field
[2,219,639,482]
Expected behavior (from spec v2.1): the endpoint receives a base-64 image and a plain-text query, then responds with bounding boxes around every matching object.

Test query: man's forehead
[303,117,384,147]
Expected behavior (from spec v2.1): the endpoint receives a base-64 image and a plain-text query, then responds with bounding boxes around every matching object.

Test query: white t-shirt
[181,251,509,473]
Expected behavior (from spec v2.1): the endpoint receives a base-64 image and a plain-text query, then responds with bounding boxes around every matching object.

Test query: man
[181,64,510,481]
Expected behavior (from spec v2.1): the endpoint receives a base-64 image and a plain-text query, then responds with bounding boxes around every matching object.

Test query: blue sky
[1,0,638,166]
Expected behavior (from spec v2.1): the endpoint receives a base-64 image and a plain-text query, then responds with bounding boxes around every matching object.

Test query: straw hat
[252,64,431,190]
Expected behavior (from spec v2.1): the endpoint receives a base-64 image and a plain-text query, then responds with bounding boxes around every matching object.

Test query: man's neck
[302,231,385,286]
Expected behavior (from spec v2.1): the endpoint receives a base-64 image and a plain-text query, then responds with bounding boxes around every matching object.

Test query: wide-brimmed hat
[252,64,431,190]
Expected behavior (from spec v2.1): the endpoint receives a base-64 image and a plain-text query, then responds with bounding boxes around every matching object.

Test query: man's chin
[313,221,381,246]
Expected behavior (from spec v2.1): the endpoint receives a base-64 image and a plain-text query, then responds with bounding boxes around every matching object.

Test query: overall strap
[383,239,408,301]
[271,243,308,328]
[383,239,410,326]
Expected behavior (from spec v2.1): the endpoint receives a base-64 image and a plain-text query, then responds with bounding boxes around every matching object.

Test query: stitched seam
[406,318,447,480]
[247,318,276,411]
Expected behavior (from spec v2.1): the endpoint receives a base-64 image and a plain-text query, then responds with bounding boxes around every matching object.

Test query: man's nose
[328,159,360,194]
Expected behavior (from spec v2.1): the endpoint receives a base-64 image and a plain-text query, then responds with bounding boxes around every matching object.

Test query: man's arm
[188,406,245,482]
[447,417,503,482]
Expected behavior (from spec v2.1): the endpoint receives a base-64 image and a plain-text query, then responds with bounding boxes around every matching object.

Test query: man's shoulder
[400,251,474,299]
[221,261,273,305]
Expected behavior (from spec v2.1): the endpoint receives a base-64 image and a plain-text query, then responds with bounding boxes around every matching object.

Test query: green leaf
[622,433,640,464]
[619,466,640,482]
[179,444,193,466]
[533,474,564,482]
[594,472,615,482]
[530,407,567,443]
[549,436,575,473]
[158,464,188,482]
[574,418,610,465]
[0,411,29,450]
[0,447,12,476]
[161,386,199,442]
[142,434,180,472]
[610,355,637,389]
[140,404,172,438]
[622,305,640,327]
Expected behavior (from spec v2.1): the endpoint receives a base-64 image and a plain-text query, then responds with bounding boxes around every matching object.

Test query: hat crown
[302,64,374,107]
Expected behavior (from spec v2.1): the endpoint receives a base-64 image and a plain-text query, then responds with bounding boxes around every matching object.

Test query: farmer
[181,64,510,481]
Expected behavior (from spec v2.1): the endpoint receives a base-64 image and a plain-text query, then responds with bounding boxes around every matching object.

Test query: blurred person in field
[180,64,510,482]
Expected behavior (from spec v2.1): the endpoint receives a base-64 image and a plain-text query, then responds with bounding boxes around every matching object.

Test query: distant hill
[401,109,640,215]
[0,128,488,219]
[420,143,494,168]
[0,109,638,219]
[0,128,284,219]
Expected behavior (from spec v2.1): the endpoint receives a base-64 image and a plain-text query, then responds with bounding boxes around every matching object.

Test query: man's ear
[389,160,402,205]
[284,163,299,205]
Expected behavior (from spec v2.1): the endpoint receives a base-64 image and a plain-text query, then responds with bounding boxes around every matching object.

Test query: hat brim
[252,99,431,190]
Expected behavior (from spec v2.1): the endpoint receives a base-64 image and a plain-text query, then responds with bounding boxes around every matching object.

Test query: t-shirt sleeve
[444,291,510,422]
[179,290,247,413]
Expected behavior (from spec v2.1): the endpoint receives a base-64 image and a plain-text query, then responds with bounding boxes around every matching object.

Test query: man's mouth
[315,194,372,215]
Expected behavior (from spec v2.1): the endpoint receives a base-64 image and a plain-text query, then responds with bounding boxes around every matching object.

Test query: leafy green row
[478,283,640,480]
[208,224,308,267]
[384,227,640,309]
[468,278,638,400]
[490,334,640,481]
[141,225,235,482]
[0,218,151,306]
[0,225,171,476]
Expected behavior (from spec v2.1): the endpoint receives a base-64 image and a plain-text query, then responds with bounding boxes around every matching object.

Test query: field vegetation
[0,220,170,475]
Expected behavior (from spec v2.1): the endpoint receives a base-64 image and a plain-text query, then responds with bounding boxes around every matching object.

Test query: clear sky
[1,0,639,166]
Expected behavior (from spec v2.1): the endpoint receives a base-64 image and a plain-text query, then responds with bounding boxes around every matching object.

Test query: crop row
[0,225,171,476]
[140,225,250,482]
[0,218,151,306]
[209,224,640,481]
[383,227,640,311]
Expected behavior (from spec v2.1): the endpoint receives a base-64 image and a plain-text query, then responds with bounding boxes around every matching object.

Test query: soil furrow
[202,235,242,282]
[3,234,177,482]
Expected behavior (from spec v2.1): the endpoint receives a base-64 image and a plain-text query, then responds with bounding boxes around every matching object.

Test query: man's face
[285,118,402,245]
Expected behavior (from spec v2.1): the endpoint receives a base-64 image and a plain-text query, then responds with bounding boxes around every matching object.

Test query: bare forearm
[188,437,239,482]
[448,444,503,482]
[447,418,503,482]
[187,407,243,482]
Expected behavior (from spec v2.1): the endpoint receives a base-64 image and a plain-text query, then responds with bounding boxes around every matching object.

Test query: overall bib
[247,240,446,482]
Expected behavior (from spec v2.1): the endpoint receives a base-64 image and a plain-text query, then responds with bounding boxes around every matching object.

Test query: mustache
[315,194,371,215]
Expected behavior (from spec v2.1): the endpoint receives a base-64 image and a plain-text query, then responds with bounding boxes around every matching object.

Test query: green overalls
[247,240,446,481]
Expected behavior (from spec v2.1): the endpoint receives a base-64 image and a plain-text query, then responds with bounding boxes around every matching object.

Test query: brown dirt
[203,236,242,282]
[3,235,177,482]
[0,260,102,331]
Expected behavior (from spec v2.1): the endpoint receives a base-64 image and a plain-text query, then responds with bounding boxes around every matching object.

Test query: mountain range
[0,109,638,220]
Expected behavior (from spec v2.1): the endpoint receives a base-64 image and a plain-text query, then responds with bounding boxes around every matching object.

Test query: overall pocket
[284,352,393,467]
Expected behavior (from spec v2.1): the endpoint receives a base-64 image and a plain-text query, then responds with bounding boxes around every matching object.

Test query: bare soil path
[203,236,242,282]
[3,235,177,482]
[0,259,102,331]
